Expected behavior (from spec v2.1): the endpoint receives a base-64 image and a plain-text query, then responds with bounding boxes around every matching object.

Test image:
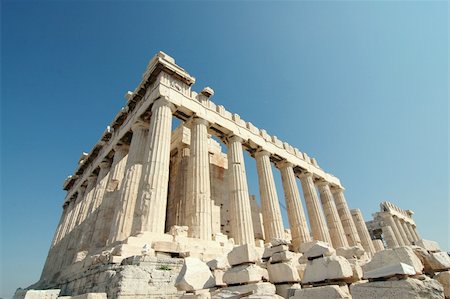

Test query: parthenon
[17,52,449,299]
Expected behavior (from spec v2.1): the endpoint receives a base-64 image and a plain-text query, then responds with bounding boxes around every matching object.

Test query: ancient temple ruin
[16,52,449,299]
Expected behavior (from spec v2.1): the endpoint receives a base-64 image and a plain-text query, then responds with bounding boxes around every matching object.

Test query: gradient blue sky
[1,1,448,298]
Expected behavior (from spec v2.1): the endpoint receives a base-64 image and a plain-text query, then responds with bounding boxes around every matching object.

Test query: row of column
[52,96,376,263]
[381,213,420,248]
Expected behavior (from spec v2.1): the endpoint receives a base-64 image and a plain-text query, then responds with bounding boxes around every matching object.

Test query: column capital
[152,96,176,113]
[113,143,130,152]
[276,160,294,169]
[316,180,330,188]
[99,160,111,169]
[131,120,149,131]
[298,171,314,179]
[191,116,209,126]
[228,134,243,144]
[255,149,270,158]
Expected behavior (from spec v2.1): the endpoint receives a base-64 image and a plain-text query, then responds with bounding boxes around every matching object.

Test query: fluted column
[108,121,149,243]
[317,182,348,248]
[51,201,70,246]
[372,239,385,252]
[134,97,175,234]
[278,161,310,250]
[298,172,332,244]
[382,225,399,248]
[227,135,255,245]
[66,186,86,234]
[255,150,285,242]
[412,225,420,240]
[381,213,405,246]
[350,209,375,255]
[184,117,212,240]
[92,144,129,248]
[407,223,419,241]
[332,188,361,246]
[393,216,410,245]
[401,220,414,243]
[76,175,98,226]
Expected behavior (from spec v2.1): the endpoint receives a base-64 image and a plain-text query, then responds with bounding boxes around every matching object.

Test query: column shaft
[51,202,70,246]
[372,239,385,252]
[279,162,311,250]
[382,225,399,248]
[394,216,410,245]
[407,223,419,242]
[227,136,255,245]
[134,97,175,234]
[318,182,348,248]
[185,118,212,240]
[299,173,332,244]
[350,209,375,255]
[108,122,149,243]
[401,220,414,243]
[332,189,361,246]
[382,214,405,246]
[92,145,129,248]
[255,150,285,242]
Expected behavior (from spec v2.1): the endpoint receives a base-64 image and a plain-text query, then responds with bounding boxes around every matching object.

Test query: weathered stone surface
[275,283,300,298]
[270,251,294,263]
[347,258,363,282]
[207,255,230,270]
[336,245,365,259]
[363,262,416,279]
[175,257,215,291]
[350,277,444,299]
[223,264,266,285]
[228,244,261,266]
[435,271,450,298]
[69,294,107,299]
[263,245,290,259]
[303,255,353,284]
[363,247,423,275]
[271,238,291,247]
[302,241,335,260]
[425,252,450,271]
[267,261,300,283]
[212,282,276,298]
[290,285,351,299]
[415,239,441,252]
[213,269,226,287]
[13,289,60,299]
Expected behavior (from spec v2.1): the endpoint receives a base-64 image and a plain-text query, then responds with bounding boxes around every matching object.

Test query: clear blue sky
[1,1,448,298]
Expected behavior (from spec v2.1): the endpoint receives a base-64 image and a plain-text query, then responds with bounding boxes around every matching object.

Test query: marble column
[332,188,361,246]
[382,214,405,246]
[382,225,399,248]
[394,216,410,245]
[401,220,414,243]
[317,182,348,248]
[134,97,175,234]
[407,223,419,241]
[108,121,149,243]
[372,239,385,252]
[278,161,311,250]
[298,172,332,245]
[92,144,129,248]
[76,175,98,226]
[350,209,375,255]
[185,117,212,240]
[51,201,70,246]
[255,150,285,242]
[227,135,255,245]
[66,186,87,235]
[411,225,420,240]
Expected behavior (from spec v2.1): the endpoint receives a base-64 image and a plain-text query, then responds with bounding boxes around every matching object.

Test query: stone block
[270,251,294,263]
[425,252,450,271]
[70,294,107,299]
[207,255,230,270]
[263,245,289,259]
[350,277,445,299]
[302,241,335,260]
[153,241,187,254]
[303,256,353,284]
[181,289,211,299]
[362,246,423,275]
[336,245,366,259]
[214,282,276,297]
[435,271,450,298]
[223,264,265,285]
[228,244,261,266]
[175,257,215,291]
[290,285,351,299]
[347,259,364,282]
[363,262,416,279]
[169,225,189,237]
[275,283,300,298]
[271,238,291,247]
[415,239,441,253]
[267,261,300,283]
[13,289,60,299]
[213,269,226,287]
